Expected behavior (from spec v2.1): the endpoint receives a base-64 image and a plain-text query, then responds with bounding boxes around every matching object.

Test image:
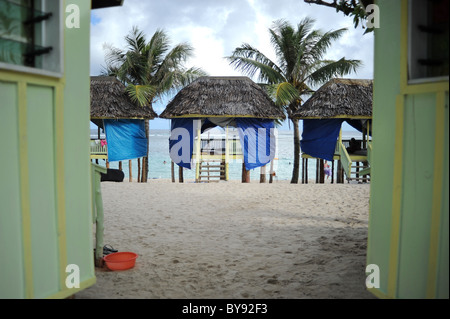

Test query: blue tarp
[104,119,148,162]
[300,119,344,161]
[347,119,372,136]
[169,118,276,171]
[169,118,196,169]
[236,118,276,171]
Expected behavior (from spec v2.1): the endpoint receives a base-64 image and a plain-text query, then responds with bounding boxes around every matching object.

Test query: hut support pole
[319,159,325,184]
[195,124,201,183]
[225,126,230,181]
[315,159,319,183]
[260,165,266,183]
[138,158,141,183]
[331,160,335,184]
[171,161,175,183]
[141,157,147,183]
[179,165,184,183]
[242,163,250,183]
[129,160,132,182]
[301,157,304,184]
[119,161,122,171]
[269,160,274,184]
[305,158,308,184]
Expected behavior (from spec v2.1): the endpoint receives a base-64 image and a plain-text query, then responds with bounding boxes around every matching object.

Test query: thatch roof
[160,76,285,120]
[90,76,158,119]
[292,78,373,119]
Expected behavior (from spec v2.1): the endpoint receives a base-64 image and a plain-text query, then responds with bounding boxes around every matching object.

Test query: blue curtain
[104,119,148,162]
[169,118,195,169]
[236,118,276,171]
[300,119,344,161]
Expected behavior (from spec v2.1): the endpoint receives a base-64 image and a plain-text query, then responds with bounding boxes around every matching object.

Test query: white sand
[76,179,375,299]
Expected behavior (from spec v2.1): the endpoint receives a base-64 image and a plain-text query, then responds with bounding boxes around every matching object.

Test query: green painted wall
[367,0,402,296]
[368,0,449,299]
[0,0,96,299]
[63,0,96,288]
[27,85,60,298]
[0,81,25,299]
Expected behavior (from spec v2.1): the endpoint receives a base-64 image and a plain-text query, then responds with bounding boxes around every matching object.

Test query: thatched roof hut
[90,76,158,120]
[160,76,285,120]
[292,78,373,119]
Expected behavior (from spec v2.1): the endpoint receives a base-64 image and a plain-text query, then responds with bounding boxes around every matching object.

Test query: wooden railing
[337,140,353,179]
[193,138,243,156]
[90,140,107,159]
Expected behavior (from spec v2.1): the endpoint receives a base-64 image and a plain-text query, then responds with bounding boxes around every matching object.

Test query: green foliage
[227,17,361,115]
[227,16,362,183]
[102,26,207,107]
[304,0,375,34]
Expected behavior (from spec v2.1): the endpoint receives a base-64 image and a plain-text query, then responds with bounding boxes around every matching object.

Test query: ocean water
[94,129,363,182]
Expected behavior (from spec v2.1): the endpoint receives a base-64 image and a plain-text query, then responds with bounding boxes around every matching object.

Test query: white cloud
[90,0,374,80]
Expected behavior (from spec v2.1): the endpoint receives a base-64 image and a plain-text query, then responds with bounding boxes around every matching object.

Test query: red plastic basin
[103,252,138,271]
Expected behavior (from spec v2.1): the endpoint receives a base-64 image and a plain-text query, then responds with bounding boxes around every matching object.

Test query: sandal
[103,244,118,255]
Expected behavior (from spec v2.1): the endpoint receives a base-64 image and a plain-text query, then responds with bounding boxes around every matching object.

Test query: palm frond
[227,44,285,84]
[306,28,348,62]
[126,83,157,107]
[306,58,362,86]
[271,82,300,107]
[125,26,147,53]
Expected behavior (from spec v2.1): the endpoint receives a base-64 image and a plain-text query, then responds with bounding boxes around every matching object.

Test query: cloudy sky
[90,0,374,130]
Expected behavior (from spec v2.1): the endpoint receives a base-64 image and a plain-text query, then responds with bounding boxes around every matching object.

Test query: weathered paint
[368,0,449,299]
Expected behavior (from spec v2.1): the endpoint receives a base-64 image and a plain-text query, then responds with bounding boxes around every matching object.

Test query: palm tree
[227,18,362,183]
[103,26,207,182]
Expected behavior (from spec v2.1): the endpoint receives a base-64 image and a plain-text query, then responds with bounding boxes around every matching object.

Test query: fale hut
[90,76,157,182]
[367,0,448,299]
[292,78,373,183]
[160,76,285,183]
[0,0,124,299]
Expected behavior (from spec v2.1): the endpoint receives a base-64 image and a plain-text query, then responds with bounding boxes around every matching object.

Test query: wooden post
[141,157,147,183]
[315,159,319,183]
[137,158,141,183]
[260,165,266,183]
[171,161,175,183]
[179,165,184,183]
[129,160,132,182]
[331,160,335,184]
[225,126,230,181]
[242,163,250,183]
[319,159,324,184]
[337,160,342,183]
[119,161,122,171]
[305,158,309,184]
[301,157,304,184]
[356,161,360,181]
[195,123,201,183]
[269,160,274,184]
[221,160,226,181]
[106,161,110,169]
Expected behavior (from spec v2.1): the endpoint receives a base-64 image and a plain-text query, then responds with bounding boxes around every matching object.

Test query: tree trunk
[290,118,300,184]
